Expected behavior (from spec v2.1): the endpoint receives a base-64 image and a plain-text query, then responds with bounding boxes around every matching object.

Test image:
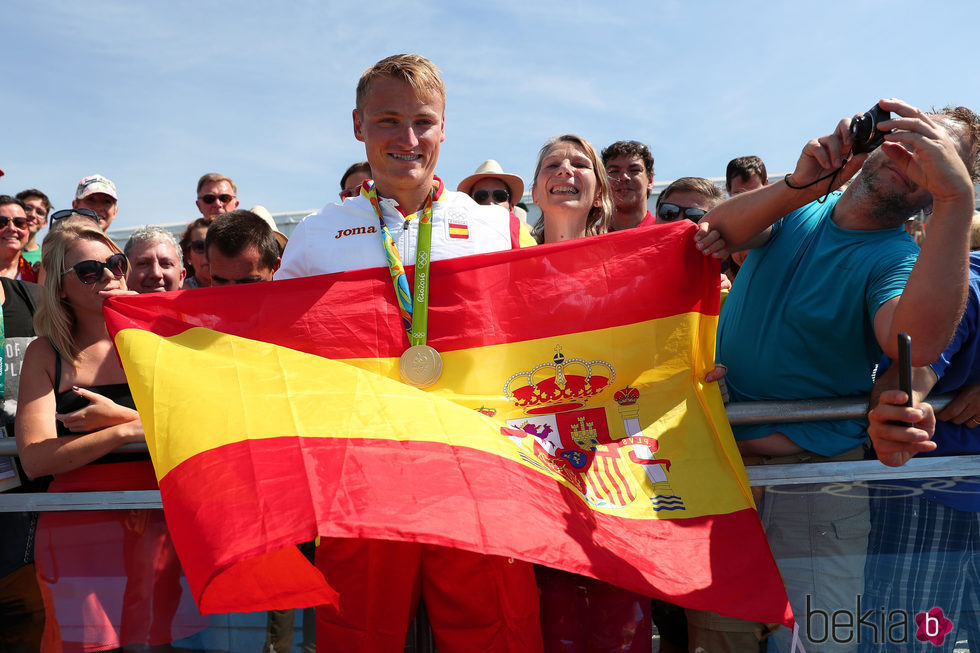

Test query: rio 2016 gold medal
[399,345,443,388]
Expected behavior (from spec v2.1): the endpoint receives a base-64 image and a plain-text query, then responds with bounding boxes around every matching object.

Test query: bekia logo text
[806,596,953,646]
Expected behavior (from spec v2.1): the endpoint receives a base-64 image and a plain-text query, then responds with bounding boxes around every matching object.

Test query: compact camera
[849,104,892,154]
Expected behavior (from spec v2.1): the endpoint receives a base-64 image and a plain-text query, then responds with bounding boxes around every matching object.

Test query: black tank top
[53,346,146,464]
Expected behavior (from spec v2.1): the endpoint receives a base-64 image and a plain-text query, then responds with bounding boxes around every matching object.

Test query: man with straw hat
[457,159,524,216]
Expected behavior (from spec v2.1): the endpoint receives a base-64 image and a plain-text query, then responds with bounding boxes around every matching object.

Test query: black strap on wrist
[784,164,846,204]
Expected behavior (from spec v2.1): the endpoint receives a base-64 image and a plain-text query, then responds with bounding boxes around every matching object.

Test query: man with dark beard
[688,99,980,652]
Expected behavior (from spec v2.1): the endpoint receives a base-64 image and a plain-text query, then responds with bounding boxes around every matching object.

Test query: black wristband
[783,168,842,190]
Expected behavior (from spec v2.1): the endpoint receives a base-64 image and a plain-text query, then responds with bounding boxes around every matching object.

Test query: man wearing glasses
[456,159,523,213]
[195,173,239,218]
[601,140,656,231]
[72,174,118,231]
[654,177,725,225]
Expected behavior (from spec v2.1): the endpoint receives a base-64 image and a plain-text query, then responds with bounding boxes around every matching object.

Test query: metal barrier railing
[2,394,971,511]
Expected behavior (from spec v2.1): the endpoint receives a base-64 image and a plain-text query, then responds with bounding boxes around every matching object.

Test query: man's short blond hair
[355,54,446,114]
[196,173,237,196]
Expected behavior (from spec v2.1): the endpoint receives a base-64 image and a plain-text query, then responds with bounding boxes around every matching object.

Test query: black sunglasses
[473,189,510,205]
[0,216,28,229]
[189,239,206,253]
[50,208,101,226]
[199,193,235,204]
[61,252,128,284]
[657,203,707,223]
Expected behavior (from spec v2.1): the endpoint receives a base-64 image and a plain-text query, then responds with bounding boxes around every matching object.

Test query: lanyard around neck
[365,182,434,347]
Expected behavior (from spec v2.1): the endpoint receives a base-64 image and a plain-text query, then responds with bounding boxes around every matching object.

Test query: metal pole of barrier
[0,440,147,455]
[0,393,956,459]
[0,490,163,510]
[723,393,951,425]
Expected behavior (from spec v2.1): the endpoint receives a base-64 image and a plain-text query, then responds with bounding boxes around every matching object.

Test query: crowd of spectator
[2,51,980,653]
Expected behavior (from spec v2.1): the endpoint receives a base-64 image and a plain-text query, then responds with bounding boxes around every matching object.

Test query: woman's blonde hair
[530,134,611,243]
[35,220,125,362]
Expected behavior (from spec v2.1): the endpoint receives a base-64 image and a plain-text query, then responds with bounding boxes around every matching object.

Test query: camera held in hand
[850,104,892,154]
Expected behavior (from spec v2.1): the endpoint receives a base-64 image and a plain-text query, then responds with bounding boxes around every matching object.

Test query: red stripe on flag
[588,460,614,504]
[584,467,600,499]
[601,456,628,506]
[159,436,792,626]
[607,457,636,504]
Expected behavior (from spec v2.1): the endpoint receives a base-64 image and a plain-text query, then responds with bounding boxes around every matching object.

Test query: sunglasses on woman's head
[49,208,101,227]
[657,203,707,223]
[61,252,128,284]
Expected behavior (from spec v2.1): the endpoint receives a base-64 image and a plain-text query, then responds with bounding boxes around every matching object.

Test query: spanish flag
[104,221,792,626]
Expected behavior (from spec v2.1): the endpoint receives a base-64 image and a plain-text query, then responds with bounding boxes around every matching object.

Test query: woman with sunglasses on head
[178,216,211,288]
[16,221,202,650]
[530,134,611,244]
[17,221,141,476]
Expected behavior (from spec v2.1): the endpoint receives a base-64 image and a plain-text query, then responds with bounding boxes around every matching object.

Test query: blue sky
[4,0,979,231]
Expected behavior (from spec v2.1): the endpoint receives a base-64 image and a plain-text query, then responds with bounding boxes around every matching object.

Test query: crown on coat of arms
[613,386,640,406]
[503,346,615,415]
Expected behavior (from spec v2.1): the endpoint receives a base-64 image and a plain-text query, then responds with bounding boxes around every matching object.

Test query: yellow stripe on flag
[115,311,750,521]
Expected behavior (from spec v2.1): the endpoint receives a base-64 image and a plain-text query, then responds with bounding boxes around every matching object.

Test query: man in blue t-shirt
[690,99,980,652]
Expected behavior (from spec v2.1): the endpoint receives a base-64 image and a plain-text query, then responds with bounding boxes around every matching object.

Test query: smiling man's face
[352,76,445,204]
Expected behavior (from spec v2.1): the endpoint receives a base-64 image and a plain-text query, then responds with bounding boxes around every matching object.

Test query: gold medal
[399,345,443,388]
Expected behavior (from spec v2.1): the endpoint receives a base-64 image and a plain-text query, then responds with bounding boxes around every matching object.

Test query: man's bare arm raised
[695,109,869,253]
[699,98,978,363]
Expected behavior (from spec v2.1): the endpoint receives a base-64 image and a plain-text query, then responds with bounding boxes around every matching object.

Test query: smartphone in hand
[896,332,913,427]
